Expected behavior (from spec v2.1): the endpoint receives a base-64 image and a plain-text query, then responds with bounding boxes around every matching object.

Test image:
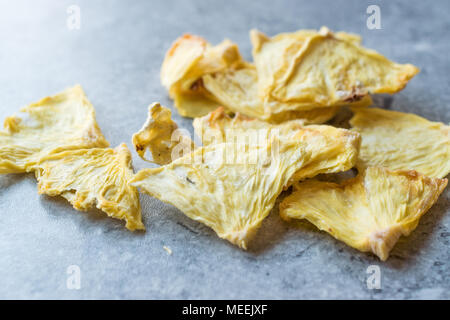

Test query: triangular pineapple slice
[250,28,362,101]
[350,107,450,178]
[131,115,360,248]
[280,167,447,260]
[132,102,195,165]
[160,34,246,117]
[193,107,361,182]
[250,27,419,115]
[0,85,109,174]
[131,136,314,249]
[35,144,145,231]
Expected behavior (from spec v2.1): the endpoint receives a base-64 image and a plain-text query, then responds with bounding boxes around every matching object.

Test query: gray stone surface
[0,0,448,299]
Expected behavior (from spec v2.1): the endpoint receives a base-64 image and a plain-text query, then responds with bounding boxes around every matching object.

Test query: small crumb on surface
[163,246,172,255]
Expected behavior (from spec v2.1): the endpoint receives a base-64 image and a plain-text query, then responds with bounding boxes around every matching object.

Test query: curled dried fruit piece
[35,144,145,231]
[132,113,360,248]
[131,138,308,249]
[250,28,362,100]
[193,107,361,182]
[132,102,195,165]
[161,34,207,91]
[202,65,356,123]
[161,34,246,117]
[350,107,450,178]
[251,27,419,116]
[0,85,109,174]
[280,167,447,260]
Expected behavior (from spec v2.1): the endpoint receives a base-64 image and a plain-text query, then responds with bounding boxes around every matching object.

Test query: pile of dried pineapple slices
[1,27,448,261]
[0,85,145,231]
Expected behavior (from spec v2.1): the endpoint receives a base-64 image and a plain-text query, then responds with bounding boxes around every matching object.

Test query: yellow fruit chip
[350,107,450,178]
[161,34,246,117]
[0,85,109,174]
[280,167,447,260]
[193,107,361,182]
[35,143,145,231]
[131,137,308,248]
[132,102,195,165]
[250,27,419,116]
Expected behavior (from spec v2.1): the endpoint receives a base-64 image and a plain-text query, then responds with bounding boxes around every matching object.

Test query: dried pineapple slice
[202,65,356,123]
[250,27,419,115]
[280,167,447,260]
[161,34,246,117]
[250,28,362,100]
[131,137,309,249]
[35,143,145,231]
[350,107,450,178]
[0,85,109,174]
[132,102,195,165]
[193,107,361,182]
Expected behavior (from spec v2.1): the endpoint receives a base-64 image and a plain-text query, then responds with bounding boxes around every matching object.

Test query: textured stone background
[0,0,448,299]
